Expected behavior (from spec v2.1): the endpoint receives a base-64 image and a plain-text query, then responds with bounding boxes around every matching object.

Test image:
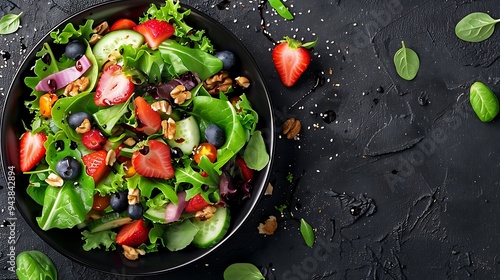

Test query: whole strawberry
[272,36,317,87]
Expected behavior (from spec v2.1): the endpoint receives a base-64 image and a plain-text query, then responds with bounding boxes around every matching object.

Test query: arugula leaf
[81,230,117,251]
[139,177,178,204]
[164,219,200,251]
[139,223,165,253]
[93,94,133,135]
[175,158,217,200]
[0,12,23,35]
[243,131,269,171]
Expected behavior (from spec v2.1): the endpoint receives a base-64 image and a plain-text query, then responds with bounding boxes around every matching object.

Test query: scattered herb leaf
[393,41,420,81]
[269,0,294,20]
[16,250,57,280]
[275,204,287,214]
[223,263,265,280]
[470,81,499,122]
[286,172,293,183]
[455,12,500,42]
[0,12,23,35]
[300,218,315,247]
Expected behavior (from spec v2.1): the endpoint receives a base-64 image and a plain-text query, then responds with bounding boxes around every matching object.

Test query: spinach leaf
[159,39,222,80]
[27,171,49,205]
[0,12,22,35]
[81,230,117,251]
[393,41,419,81]
[93,94,133,135]
[243,131,269,171]
[300,218,315,247]
[269,0,294,20]
[223,263,265,280]
[455,12,500,42]
[470,81,499,122]
[16,250,57,280]
[164,219,200,251]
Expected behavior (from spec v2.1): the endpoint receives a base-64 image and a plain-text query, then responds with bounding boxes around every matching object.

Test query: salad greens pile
[21,0,269,257]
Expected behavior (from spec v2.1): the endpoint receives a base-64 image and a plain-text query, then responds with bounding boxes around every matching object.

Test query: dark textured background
[1,0,500,279]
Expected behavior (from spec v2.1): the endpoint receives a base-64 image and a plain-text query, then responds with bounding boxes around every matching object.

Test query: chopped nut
[151,100,173,115]
[122,245,145,261]
[195,205,217,221]
[123,137,136,147]
[93,21,109,35]
[45,173,64,187]
[128,188,140,205]
[257,215,278,235]
[235,76,250,89]
[264,182,274,196]
[106,149,116,166]
[88,33,102,45]
[64,76,90,97]
[103,140,114,151]
[75,118,91,134]
[203,71,233,95]
[282,118,301,139]
[110,125,125,136]
[102,51,120,70]
[85,210,103,221]
[162,118,176,140]
[170,85,192,104]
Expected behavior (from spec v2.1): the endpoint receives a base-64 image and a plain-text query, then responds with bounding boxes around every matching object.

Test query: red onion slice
[165,191,187,223]
[35,55,92,92]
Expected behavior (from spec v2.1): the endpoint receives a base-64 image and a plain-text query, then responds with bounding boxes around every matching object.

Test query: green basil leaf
[300,218,315,247]
[0,12,22,35]
[243,131,269,171]
[269,0,294,20]
[470,81,499,122]
[223,263,265,280]
[455,12,500,43]
[393,41,420,81]
[16,250,57,280]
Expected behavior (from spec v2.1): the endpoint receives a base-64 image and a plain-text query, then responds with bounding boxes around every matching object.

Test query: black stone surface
[1,0,500,279]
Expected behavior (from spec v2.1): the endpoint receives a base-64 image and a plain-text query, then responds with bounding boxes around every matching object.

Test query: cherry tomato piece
[92,193,110,211]
[39,92,58,118]
[193,142,217,164]
[123,160,136,178]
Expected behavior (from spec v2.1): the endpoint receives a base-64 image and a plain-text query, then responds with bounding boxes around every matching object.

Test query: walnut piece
[45,173,63,187]
[93,21,109,35]
[282,118,301,139]
[123,137,136,147]
[170,85,192,104]
[203,71,233,95]
[128,188,140,205]
[64,76,90,97]
[151,100,172,115]
[75,118,91,134]
[162,118,176,140]
[195,206,217,221]
[88,33,102,46]
[106,149,116,166]
[264,182,274,196]
[257,215,278,235]
[235,76,250,89]
[122,245,145,261]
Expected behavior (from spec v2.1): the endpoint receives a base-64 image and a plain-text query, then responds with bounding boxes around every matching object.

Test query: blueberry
[215,50,237,71]
[56,156,82,180]
[205,124,225,148]
[170,147,183,159]
[128,204,143,220]
[110,190,128,213]
[65,40,86,61]
[67,112,92,129]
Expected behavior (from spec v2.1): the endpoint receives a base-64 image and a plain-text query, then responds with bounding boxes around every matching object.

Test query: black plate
[1,0,274,276]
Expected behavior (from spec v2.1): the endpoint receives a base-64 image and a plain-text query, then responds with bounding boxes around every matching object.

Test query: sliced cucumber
[87,212,133,233]
[166,116,200,155]
[144,205,167,224]
[191,206,230,248]
[93,30,144,67]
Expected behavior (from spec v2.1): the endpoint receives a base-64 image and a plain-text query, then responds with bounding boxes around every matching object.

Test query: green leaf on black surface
[0,12,23,35]
[223,263,265,280]
[470,81,499,122]
[16,250,57,280]
[269,0,294,20]
[300,218,315,247]
[393,41,420,81]
[455,12,500,42]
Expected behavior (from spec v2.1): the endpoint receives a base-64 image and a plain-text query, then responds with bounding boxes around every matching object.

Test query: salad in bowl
[3,0,273,274]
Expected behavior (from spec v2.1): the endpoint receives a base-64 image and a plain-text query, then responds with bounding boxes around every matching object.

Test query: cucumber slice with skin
[92,30,144,68]
[87,212,133,233]
[166,116,200,155]
[144,205,167,224]
[191,206,230,248]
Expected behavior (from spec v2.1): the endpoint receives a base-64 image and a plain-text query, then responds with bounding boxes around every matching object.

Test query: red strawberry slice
[185,193,212,213]
[110,18,137,31]
[235,156,254,182]
[94,65,134,106]
[134,96,161,135]
[132,140,174,179]
[19,132,47,172]
[116,219,150,247]
[82,150,110,184]
[133,19,175,50]
[272,36,317,87]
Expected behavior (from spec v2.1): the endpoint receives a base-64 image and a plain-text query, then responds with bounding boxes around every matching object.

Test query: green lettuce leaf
[81,230,117,251]
[50,19,95,44]
[164,219,199,251]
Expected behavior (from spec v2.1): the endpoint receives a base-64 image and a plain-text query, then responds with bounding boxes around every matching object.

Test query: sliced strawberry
[272,36,317,87]
[19,132,47,172]
[81,129,107,150]
[116,219,150,247]
[235,156,254,182]
[94,65,134,106]
[185,193,211,213]
[133,19,175,50]
[110,18,137,31]
[134,96,161,135]
[82,150,110,184]
[132,140,174,179]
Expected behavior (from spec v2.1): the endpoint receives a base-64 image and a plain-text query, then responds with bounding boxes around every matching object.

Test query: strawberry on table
[272,36,317,87]
[132,140,175,179]
[82,150,110,184]
[133,19,175,50]
[94,64,134,106]
[116,219,150,247]
[110,18,137,31]
[19,132,47,172]
[134,96,161,135]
